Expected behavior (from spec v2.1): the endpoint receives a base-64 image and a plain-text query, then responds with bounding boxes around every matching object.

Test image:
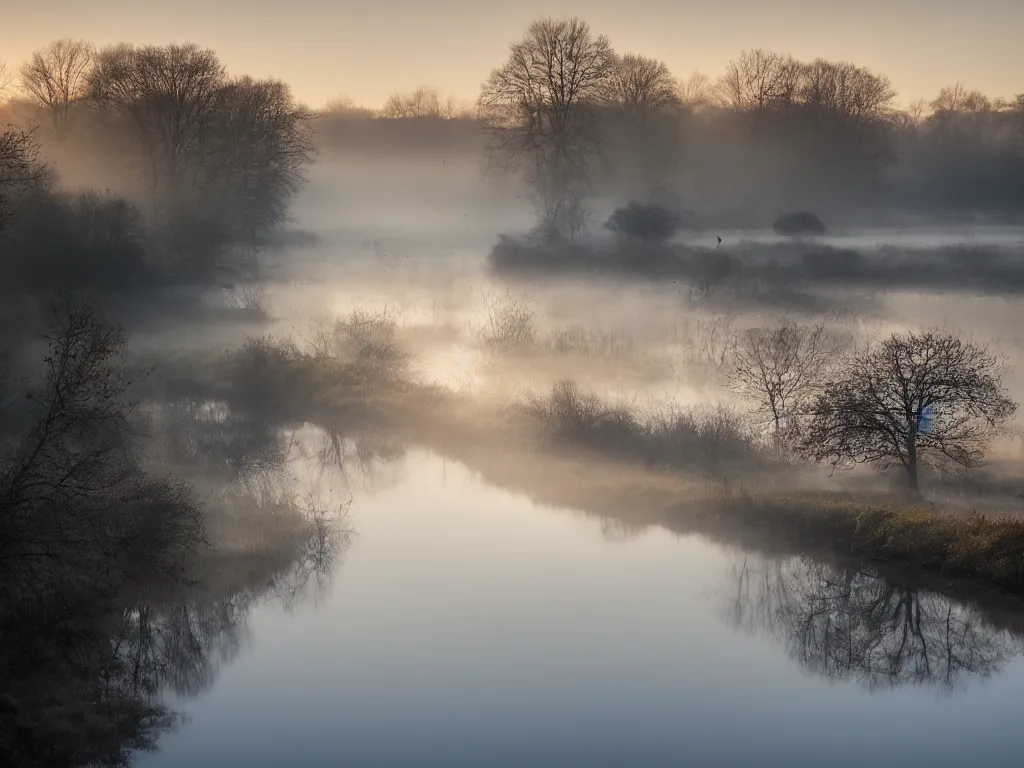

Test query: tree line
[311,18,1024,236]
[470,17,1024,239]
[1,39,316,294]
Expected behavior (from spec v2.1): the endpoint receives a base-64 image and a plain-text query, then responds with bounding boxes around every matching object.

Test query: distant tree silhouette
[18,38,95,137]
[478,16,617,241]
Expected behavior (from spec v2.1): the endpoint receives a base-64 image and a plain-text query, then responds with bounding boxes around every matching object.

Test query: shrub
[773,211,826,236]
[605,202,681,243]
[476,292,537,351]
[526,380,765,471]
[308,309,409,382]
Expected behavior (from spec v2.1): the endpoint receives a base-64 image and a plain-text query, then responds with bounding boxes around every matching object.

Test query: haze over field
[2,4,1024,766]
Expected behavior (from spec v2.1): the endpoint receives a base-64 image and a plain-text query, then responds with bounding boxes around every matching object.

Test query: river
[132,443,1024,768]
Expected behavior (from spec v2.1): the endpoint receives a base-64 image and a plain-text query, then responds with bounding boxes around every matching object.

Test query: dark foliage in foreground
[0,301,208,612]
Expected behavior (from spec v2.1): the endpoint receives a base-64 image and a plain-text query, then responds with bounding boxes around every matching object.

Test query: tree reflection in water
[721,553,1024,692]
[0,395,396,767]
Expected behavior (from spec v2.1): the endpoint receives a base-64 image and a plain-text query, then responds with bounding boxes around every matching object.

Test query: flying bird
[717,236,722,247]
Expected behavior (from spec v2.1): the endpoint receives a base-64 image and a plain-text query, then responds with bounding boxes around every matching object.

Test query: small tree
[726,316,844,439]
[799,331,1018,496]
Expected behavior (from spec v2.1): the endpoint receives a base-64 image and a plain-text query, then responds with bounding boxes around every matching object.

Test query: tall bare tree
[608,53,680,116]
[719,49,801,113]
[678,70,717,111]
[799,331,1018,495]
[478,16,617,240]
[18,38,95,137]
[87,43,226,219]
[725,316,846,439]
[799,59,896,123]
[202,76,317,247]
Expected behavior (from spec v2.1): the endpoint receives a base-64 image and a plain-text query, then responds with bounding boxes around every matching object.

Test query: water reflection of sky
[138,451,1024,768]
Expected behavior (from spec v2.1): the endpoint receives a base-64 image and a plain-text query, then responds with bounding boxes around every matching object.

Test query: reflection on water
[131,450,1024,768]
[10,424,1024,766]
[722,555,1023,693]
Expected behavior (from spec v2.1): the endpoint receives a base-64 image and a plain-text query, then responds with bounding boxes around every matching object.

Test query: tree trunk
[907,427,920,498]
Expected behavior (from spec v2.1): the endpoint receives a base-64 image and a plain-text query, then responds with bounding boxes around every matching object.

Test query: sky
[3,0,1023,110]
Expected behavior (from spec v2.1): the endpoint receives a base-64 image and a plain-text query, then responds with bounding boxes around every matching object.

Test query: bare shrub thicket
[476,292,537,351]
[223,282,269,320]
[526,380,765,472]
[308,309,410,382]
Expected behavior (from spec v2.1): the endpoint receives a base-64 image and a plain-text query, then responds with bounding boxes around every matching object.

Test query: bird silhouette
[717,236,722,247]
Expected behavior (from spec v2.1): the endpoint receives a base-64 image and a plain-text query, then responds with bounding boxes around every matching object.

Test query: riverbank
[361,385,1024,599]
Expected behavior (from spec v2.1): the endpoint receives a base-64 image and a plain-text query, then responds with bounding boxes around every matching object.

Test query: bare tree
[678,70,717,111]
[0,60,13,99]
[201,76,317,247]
[907,98,930,125]
[0,300,207,599]
[0,126,52,233]
[478,16,617,240]
[608,53,680,116]
[18,38,95,137]
[799,59,896,123]
[380,86,443,118]
[719,49,801,113]
[322,93,372,116]
[725,316,845,438]
[931,82,991,114]
[799,331,1018,495]
[87,43,226,219]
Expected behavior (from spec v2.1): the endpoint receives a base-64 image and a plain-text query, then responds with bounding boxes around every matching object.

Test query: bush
[526,380,764,472]
[605,202,681,243]
[308,309,409,382]
[476,292,537,351]
[773,211,826,236]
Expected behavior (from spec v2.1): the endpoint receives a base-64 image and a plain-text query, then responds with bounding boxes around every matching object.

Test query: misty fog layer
[2,16,1024,768]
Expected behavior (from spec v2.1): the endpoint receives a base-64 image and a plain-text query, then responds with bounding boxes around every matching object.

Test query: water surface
[137,448,1024,767]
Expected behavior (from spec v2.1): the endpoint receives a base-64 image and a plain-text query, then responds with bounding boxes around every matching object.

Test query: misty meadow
[2,12,1024,768]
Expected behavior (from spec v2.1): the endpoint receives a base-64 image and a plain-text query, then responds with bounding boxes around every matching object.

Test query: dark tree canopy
[799,331,1018,494]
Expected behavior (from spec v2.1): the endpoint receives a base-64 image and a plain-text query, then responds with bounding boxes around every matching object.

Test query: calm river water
[135,447,1024,767]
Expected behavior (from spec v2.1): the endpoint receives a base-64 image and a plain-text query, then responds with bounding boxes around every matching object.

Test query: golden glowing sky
[4,0,1022,110]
